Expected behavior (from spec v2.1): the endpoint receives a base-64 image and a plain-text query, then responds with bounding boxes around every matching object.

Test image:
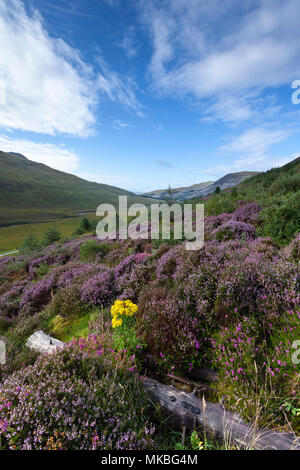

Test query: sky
[1,0,300,192]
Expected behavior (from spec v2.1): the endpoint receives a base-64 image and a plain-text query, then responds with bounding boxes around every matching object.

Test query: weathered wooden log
[143,377,300,451]
[26,331,64,354]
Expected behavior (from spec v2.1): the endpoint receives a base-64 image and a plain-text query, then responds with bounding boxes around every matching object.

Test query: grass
[62,311,97,342]
[0,214,99,252]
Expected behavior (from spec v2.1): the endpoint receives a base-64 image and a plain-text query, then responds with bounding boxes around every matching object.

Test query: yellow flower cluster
[111,299,138,328]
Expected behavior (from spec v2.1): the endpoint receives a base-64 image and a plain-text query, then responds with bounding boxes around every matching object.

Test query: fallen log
[143,377,300,450]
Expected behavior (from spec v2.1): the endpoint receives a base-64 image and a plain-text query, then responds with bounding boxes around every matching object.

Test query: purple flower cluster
[0,338,155,450]
[80,268,115,307]
[232,202,262,225]
[213,219,257,241]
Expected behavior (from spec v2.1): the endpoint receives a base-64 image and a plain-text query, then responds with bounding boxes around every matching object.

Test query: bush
[210,310,300,426]
[0,307,52,380]
[283,232,300,263]
[19,275,56,316]
[51,286,86,319]
[79,239,109,262]
[214,220,256,242]
[262,192,300,245]
[232,202,262,225]
[19,233,42,254]
[138,287,200,371]
[0,340,155,450]
[80,269,115,307]
[43,227,61,245]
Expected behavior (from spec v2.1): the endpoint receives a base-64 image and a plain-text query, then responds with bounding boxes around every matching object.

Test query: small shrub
[0,340,155,450]
[19,233,42,254]
[80,269,115,307]
[43,227,61,245]
[214,220,256,241]
[51,286,86,319]
[262,192,300,245]
[79,239,108,261]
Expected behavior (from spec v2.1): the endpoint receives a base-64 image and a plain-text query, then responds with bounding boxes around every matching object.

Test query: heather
[198,157,300,246]
[0,337,154,450]
[0,208,299,448]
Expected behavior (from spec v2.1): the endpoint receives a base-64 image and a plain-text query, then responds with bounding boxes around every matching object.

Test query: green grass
[62,311,97,342]
[47,310,98,343]
[0,214,99,252]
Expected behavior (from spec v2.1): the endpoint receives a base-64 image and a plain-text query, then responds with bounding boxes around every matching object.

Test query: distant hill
[0,151,153,226]
[143,171,260,201]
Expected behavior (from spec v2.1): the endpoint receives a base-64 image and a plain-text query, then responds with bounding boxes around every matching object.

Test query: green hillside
[0,151,151,226]
[195,156,300,245]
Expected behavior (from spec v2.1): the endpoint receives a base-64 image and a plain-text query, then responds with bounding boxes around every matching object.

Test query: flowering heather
[114,253,150,279]
[80,268,115,307]
[0,280,28,319]
[283,232,300,263]
[156,246,186,282]
[205,213,231,233]
[210,310,300,422]
[232,202,262,225]
[19,274,57,316]
[1,222,300,443]
[138,289,200,370]
[117,263,154,302]
[0,339,155,450]
[56,262,105,289]
[213,219,257,242]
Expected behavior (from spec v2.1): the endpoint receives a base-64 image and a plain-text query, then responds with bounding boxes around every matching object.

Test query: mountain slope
[0,151,152,226]
[144,171,260,201]
[201,156,300,245]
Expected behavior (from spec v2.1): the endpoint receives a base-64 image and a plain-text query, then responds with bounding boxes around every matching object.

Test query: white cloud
[141,0,300,122]
[202,93,282,125]
[0,0,96,136]
[96,56,145,117]
[113,119,130,129]
[202,127,294,177]
[219,127,292,156]
[118,27,138,58]
[0,135,80,172]
[0,0,144,136]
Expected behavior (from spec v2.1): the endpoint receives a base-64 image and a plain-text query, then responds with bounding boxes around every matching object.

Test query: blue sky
[1,0,300,192]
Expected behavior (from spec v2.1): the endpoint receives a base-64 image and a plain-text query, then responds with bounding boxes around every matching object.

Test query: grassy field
[0,214,99,253]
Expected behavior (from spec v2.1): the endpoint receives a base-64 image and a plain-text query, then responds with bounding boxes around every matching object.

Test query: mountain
[0,151,153,226]
[143,171,260,201]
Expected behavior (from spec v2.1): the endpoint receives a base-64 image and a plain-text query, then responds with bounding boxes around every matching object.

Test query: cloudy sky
[1,0,300,192]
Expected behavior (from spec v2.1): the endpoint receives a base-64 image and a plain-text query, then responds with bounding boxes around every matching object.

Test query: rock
[26,330,64,354]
